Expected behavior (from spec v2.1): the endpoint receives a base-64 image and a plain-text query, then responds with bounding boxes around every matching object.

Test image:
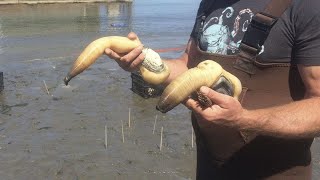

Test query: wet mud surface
[0,1,320,180]
[0,58,197,180]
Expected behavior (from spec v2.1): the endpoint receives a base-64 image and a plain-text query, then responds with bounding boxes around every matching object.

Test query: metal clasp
[241,12,277,52]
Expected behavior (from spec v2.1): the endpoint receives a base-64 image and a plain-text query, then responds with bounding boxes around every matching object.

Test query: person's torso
[189,1,313,179]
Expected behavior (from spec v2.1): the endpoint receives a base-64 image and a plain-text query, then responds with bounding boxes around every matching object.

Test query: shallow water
[0,1,319,180]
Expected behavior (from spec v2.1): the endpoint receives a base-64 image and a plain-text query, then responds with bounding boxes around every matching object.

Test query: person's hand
[184,86,246,129]
[104,32,145,72]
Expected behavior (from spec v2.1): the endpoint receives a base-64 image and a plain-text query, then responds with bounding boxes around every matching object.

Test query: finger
[105,48,121,60]
[120,44,144,64]
[200,86,230,108]
[127,53,145,71]
[183,97,207,113]
[105,48,130,70]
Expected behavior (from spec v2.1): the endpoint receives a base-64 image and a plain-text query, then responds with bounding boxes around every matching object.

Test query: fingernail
[138,44,144,50]
[105,49,110,54]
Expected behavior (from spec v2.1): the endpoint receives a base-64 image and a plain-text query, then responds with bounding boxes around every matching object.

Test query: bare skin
[104,33,145,72]
[106,32,320,139]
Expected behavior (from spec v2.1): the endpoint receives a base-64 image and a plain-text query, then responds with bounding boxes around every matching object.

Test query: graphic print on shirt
[199,7,264,55]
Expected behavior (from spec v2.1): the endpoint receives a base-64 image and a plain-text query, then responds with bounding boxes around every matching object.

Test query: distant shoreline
[0,0,132,5]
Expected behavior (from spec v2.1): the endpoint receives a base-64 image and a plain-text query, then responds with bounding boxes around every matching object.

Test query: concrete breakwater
[0,0,132,5]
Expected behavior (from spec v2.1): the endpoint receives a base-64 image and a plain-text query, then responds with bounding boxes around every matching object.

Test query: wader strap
[235,0,292,75]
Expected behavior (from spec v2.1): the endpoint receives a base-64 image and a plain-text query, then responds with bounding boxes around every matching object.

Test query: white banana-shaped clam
[156,60,242,113]
[64,36,170,85]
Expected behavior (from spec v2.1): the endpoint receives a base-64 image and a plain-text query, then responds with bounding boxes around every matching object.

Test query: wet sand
[0,57,197,179]
[0,1,320,180]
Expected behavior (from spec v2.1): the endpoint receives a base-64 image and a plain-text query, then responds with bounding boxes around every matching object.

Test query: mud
[0,1,319,180]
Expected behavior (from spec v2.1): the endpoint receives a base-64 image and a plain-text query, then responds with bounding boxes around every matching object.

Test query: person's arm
[162,39,194,84]
[242,65,320,138]
[184,64,320,139]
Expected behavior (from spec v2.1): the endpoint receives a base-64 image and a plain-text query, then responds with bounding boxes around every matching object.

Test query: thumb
[199,86,229,107]
[127,32,141,44]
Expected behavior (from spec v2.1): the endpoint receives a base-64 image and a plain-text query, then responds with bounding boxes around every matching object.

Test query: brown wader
[190,0,313,179]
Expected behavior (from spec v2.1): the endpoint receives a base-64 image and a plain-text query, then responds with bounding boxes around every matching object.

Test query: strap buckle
[241,12,277,52]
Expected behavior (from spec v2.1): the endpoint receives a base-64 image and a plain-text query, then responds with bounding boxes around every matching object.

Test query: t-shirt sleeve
[292,0,320,65]
[190,0,206,39]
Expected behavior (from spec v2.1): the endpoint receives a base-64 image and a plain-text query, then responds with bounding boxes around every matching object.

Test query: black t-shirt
[191,0,320,65]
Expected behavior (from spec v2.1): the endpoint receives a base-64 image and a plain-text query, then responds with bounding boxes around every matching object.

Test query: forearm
[243,97,320,139]
[160,38,194,85]
[162,56,188,85]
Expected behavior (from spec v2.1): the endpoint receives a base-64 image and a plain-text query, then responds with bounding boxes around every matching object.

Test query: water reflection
[68,3,133,35]
[99,3,132,34]
[0,2,132,37]
[99,4,108,33]
[0,18,4,55]
[0,3,133,65]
